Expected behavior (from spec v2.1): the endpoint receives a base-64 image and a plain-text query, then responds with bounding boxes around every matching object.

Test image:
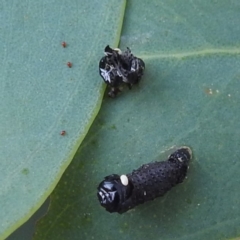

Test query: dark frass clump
[97,147,192,214]
[99,45,145,97]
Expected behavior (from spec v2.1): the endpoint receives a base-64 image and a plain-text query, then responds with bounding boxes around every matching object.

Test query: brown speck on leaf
[60,130,66,136]
[67,62,72,68]
[62,42,67,48]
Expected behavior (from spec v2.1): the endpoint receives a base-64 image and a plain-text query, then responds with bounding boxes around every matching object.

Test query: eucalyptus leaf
[35,0,240,239]
[0,0,126,239]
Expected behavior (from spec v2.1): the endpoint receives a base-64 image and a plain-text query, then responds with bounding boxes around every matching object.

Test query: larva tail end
[168,146,192,164]
[179,146,192,160]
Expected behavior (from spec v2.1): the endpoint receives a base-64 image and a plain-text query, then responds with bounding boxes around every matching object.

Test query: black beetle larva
[97,147,192,214]
[99,45,145,97]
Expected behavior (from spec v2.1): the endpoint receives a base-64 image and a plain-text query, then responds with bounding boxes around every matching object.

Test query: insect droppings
[99,45,145,97]
[62,42,67,48]
[97,147,192,214]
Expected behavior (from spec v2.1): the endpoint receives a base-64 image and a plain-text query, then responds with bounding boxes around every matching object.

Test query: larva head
[97,174,130,213]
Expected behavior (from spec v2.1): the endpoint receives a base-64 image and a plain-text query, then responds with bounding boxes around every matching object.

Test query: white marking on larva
[144,191,146,196]
[100,68,111,83]
[178,157,183,162]
[117,70,123,77]
[131,66,136,72]
[121,75,128,83]
[120,175,129,186]
[114,48,122,54]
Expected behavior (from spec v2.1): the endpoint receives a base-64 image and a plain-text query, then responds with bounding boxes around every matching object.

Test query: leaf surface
[35,1,240,240]
[0,0,126,239]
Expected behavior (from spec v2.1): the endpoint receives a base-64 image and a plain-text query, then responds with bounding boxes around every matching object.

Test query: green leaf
[0,0,126,239]
[34,1,240,240]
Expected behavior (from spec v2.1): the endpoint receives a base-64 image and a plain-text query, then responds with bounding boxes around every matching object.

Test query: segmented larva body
[97,147,192,214]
